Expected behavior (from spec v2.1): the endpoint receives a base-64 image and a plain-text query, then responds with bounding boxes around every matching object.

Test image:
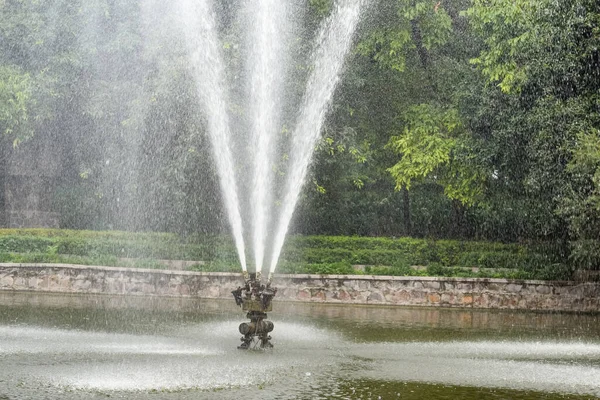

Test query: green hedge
[0,229,572,280]
[281,236,529,269]
[0,234,236,261]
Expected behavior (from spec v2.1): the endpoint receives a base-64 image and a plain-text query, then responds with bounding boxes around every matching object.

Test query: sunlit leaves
[386,104,483,205]
[563,128,600,232]
[569,129,600,182]
[356,0,452,72]
[356,28,412,72]
[399,1,452,51]
[0,65,33,145]
[387,104,484,205]
[387,105,457,189]
[466,0,544,93]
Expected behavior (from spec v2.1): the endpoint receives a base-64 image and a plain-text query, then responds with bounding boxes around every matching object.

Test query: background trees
[1,0,599,273]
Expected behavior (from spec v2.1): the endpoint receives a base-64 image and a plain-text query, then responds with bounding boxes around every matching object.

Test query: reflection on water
[0,292,598,399]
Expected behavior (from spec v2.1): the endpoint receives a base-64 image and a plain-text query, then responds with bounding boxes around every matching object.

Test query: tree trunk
[451,200,463,238]
[410,19,429,69]
[402,186,412,236]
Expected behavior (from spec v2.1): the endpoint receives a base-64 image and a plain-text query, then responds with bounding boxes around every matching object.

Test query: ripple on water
[2,312,600,398]
[0,322,345,393]
[347,340,600,397]
[0,325,222,356]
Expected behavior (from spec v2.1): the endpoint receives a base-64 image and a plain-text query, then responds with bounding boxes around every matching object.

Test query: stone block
[535,285,551,294]
[357,280,370,290]
[311,289,326,301]
[27,277,39,289]
[188,284,204,296]
[506,283,523,293]
[424,281,441,290]
[297,289,311,300]
[501,295,518,309]
[410,291,426,304]
[40,275,52,289]
[337,289,352,301]
[462,294,473,305]
[567,286,584,297]
[324,290,336,301]
[584,284,600,298]
[0,275,14,288]
[487,283,501,291]
[367,292,383,303]
[391,290,411,304]
[428,293,441,304]
[441,293,454,304]
[13,277,26,289]
[142,283,155,295]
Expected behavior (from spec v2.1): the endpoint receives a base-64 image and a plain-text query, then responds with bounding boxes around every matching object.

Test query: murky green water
[0,292,599,399]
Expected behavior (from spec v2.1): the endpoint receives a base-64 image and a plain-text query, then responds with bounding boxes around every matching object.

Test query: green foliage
[356,29,413,72]
[188,261,242,273]
[356,0,452,71]
[0,230,236,262]
[426,262,445,276]
[387,105,484,205]
[458,251,525,269]
[366,262,425,277]
[465,0,600,271]
[0,65,32,144]
[465,0,540,93]
[562,129,600,270]
[570,240,600,271]
[387,104,459,190]
[285,261,356,275]
[309,0,332,18]
[399,1,452,51]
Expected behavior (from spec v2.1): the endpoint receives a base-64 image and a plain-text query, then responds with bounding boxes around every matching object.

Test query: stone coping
[0,262,575,286]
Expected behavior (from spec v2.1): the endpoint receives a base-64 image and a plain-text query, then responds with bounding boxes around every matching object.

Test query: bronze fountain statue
[231,272,277,349]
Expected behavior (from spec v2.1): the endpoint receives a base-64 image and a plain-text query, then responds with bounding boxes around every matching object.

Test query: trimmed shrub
[0,229,571,280]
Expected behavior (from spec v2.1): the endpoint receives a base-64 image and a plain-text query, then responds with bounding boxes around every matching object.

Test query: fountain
[231,273,277,349]
[175,0,368,347]
[2,0,600,397]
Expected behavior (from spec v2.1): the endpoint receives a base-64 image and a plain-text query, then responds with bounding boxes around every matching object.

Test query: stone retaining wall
[0,263,599,312]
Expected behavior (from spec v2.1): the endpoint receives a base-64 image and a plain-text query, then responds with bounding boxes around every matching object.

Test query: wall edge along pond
[0,263,598,312]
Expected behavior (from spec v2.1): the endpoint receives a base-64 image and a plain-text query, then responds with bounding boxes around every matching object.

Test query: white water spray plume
[269,0,368,275]
[247,0,288,274]
[174,0,366,276]
[177,0,247,271]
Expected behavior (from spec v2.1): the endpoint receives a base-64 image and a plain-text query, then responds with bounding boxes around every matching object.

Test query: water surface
[0,292,598,399]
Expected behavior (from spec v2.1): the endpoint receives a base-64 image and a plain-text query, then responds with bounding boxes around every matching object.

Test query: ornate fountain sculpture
[231,272,277,349]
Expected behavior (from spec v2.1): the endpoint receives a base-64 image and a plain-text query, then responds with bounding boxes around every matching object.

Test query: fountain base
[238,311,274,349]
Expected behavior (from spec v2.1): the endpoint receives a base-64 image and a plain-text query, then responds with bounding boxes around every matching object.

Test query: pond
[0,292,599,399]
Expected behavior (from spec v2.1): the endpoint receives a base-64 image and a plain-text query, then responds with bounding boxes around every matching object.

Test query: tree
[467,0,600,269]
